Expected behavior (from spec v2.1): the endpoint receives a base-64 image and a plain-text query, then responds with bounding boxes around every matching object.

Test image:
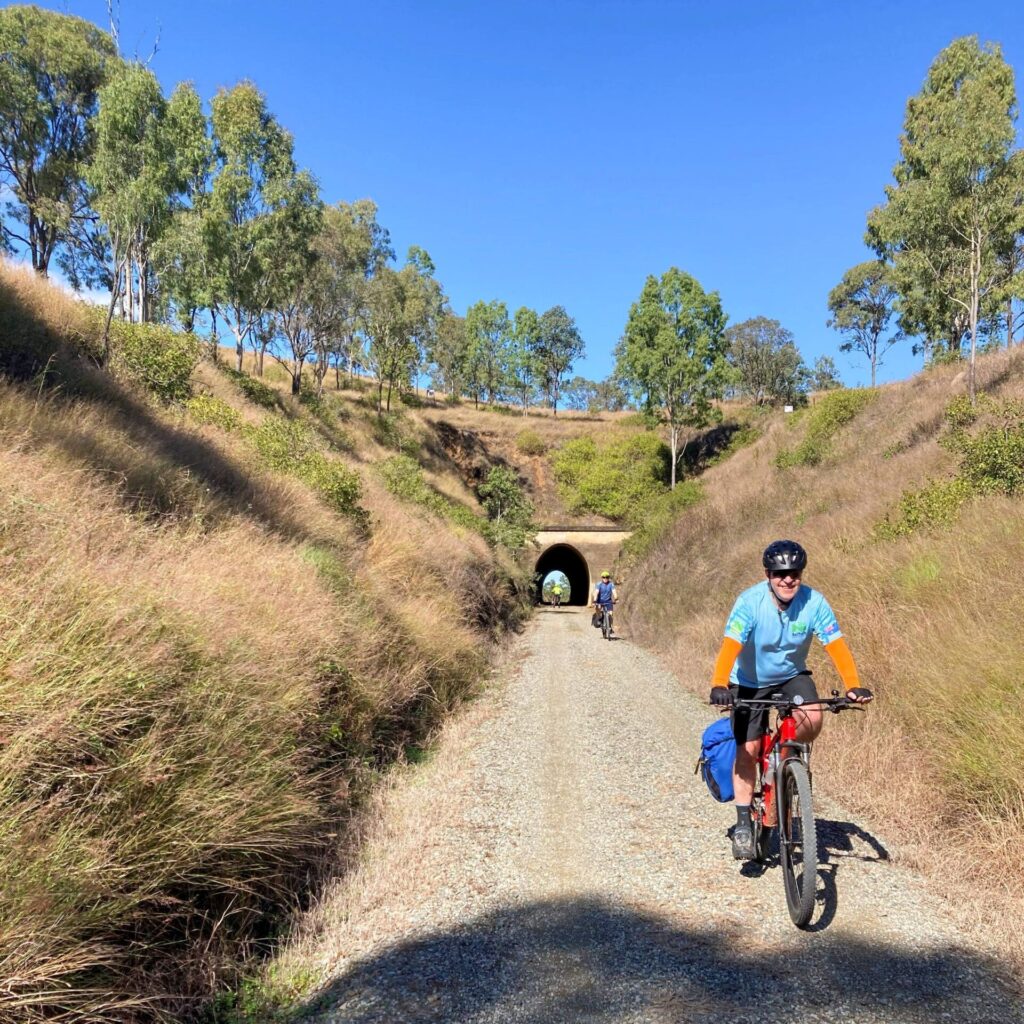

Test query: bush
[515,429,547,456]
[186,393,241,432]
[223,367,279,410]
[377,455,483,533]
[874,477,974,538]
[775,388,875,468]
[373,412,419,456]
[553,432,670,523]
[246,418,367,524]
[113,322,200,403]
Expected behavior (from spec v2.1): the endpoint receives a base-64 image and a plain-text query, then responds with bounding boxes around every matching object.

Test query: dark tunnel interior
[534,544,590,605]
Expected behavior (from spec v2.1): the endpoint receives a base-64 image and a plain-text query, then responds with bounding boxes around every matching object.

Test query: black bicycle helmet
[762,539,807,573]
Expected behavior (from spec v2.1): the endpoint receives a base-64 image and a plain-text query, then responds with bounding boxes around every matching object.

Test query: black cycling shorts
[729,673,818,744]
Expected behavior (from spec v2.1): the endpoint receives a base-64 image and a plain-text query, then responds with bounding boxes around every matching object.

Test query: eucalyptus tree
[309,200,393,391]
[0,6,121,275]
[810,355,842,392]
[87,65,208,357]
[402,246,445,394]
[508,305,541,413]
[867,36,1024,401]
[535,305,584,415]
[725,316,806,405]
[465,299,511,405]
[615,268,729,489]
[361,254,442,414]
[203,81,299,373]
[268,171,324,393]
[429,312,469,399]
[826,261,902,388]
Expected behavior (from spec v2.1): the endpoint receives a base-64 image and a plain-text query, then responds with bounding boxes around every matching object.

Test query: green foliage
[826,261,902,388]
[615,267,729,486]
[775,388,876,468]
[113,321,200,403]
[247,418,366,523]
[223,366,279,409]
[0,6,121,273]
[725,316,807,405]
[553,432,670,524]
[621,479,703,562]
[874,477,974,538]
[373,412,419,456]
[877,395,1024,537]
[377,455,482,532]
[186,394,241,431]
[515,429,547,456]
[478,465,535,550]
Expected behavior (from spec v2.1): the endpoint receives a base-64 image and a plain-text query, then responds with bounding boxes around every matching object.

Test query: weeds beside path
[278,611,1022,1023]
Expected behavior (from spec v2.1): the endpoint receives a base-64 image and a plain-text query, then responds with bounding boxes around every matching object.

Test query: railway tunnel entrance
[532,527,633,606]
[535,544,589,605]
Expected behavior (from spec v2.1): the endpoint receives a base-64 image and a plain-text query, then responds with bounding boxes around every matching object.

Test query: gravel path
[298,609,1023,1023]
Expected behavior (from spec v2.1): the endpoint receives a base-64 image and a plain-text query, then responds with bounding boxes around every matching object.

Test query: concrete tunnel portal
[532,528,634,607]
[534,543,590,606]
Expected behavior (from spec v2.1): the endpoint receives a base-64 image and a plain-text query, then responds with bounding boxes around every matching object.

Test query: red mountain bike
[732,690,865,927]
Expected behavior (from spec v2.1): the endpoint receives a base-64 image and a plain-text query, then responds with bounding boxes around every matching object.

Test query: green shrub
[515,429,547,456]
[553,432,670,522]
[874,477,974,538]
[621,479,703,561]
[377,455,483,533]
[373,412,419,456]
[223,367,279,410]
[775,388,875,468]
[186,394,242,431]
[247,418,367,524]
[113,322,200,403]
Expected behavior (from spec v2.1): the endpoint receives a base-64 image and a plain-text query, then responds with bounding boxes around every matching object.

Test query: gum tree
[535,305,584,416]
[615,268,729,489]
[867,36,1024,401]
[0,6,120,274]
[826,261,902,388]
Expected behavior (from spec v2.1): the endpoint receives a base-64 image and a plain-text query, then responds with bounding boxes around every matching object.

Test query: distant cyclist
[708,540,873,860]
[592,571,617,636]
[551,582,563,608]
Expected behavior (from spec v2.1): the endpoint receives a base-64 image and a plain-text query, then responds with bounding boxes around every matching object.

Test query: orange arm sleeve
[710,637,743,688]
[824,636,860,691]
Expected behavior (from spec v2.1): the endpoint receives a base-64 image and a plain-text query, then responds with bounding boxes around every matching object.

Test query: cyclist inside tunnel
[533,543,589,605]
[707,539,874,860]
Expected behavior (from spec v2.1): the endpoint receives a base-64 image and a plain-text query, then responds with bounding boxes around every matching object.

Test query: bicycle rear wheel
[778,759,817,927]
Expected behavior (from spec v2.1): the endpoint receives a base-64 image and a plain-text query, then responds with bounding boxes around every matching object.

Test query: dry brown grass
[0,260,527,1021]
[621,348,1024,961]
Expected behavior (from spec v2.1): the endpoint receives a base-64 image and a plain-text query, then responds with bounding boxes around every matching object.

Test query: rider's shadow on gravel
[299,896,1022,1024]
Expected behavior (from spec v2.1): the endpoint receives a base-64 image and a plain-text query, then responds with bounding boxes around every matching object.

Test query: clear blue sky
[33,1,1024,386]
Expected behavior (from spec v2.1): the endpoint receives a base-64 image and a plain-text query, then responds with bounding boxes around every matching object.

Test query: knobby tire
[601,608,611,640]
[779,758,817,927]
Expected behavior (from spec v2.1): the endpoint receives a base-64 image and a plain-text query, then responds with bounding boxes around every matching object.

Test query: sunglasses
[769,570,801,580]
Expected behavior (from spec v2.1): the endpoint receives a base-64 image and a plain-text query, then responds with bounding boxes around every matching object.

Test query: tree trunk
[969,228,980,405]
[669,424,679,490]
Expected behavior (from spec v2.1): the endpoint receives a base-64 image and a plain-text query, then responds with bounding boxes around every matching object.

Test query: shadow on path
[300,896,1022,1023]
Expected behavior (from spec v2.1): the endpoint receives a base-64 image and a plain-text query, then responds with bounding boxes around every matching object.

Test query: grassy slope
[0,263,527,1022]
[619,348,1024,959]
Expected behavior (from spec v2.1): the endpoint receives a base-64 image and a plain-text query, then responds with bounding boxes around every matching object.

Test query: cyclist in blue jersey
[592,571,617,636]
[708,540,873,859]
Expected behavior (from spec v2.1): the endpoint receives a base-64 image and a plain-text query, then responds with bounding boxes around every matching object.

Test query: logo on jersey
[790,621,808,636]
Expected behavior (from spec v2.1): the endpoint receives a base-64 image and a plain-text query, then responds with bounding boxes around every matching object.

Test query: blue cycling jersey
[723,580,843,688]
[595,581,615,607]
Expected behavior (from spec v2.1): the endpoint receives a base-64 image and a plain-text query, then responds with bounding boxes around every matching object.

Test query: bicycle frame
[755,708,808,829]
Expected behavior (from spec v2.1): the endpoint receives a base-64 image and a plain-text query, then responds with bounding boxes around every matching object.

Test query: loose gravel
[298,609,1023,1023]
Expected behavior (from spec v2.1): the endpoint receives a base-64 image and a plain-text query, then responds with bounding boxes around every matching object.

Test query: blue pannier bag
[696,717,736,802]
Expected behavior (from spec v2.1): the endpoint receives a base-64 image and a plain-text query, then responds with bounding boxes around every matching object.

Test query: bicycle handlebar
[719,692,866,714]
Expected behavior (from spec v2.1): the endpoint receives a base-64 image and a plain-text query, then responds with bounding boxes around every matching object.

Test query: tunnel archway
[534,543,590,605]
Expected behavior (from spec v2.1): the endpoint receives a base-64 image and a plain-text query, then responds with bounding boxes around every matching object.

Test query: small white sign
[784,405,794,413]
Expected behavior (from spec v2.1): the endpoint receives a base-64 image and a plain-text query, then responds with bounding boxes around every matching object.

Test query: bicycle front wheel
[601,610,611,639]
[778,759,817,927]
